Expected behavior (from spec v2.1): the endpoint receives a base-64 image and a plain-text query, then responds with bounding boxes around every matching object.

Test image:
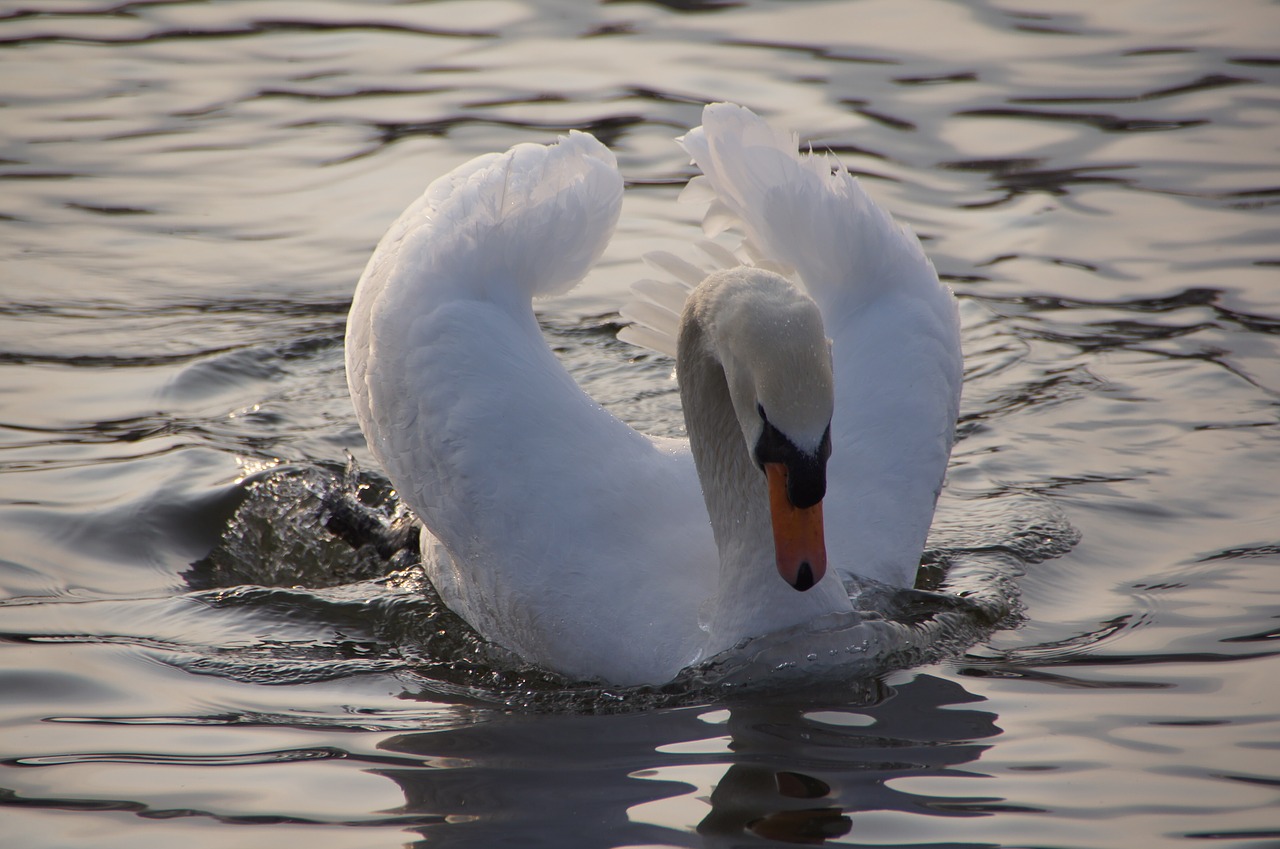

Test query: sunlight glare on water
[1,0,1279,846]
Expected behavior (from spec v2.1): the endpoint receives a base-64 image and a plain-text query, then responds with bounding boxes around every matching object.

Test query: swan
[345,103,962,685]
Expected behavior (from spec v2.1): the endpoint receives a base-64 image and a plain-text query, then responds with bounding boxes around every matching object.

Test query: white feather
[625,102,962,587]
[346,104,963,685]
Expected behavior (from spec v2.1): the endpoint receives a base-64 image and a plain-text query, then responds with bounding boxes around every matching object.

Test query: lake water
[2,1,1279,846]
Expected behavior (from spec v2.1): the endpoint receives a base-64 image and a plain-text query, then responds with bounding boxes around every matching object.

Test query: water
[2,0,1279,846]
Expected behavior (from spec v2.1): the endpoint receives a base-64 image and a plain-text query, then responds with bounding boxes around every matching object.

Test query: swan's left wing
[346,132,716,683]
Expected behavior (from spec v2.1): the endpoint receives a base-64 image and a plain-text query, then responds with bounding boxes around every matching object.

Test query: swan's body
[345,104,962,685]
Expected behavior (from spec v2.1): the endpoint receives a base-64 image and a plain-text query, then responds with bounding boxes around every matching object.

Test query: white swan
[345,103,962,685]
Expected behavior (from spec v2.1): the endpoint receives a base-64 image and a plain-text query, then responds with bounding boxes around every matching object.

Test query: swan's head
[682,267,835,591]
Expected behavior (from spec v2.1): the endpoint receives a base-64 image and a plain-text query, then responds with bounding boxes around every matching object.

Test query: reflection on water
[2,0,1280,846]
[369,674,998,847]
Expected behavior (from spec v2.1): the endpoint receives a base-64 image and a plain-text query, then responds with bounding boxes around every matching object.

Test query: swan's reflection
[698,764,852,844]
[372,672,1000,846]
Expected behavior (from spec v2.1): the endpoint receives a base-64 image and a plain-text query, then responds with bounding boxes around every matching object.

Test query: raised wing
[623,104,963,587]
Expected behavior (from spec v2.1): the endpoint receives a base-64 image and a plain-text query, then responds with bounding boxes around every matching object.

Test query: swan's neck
[678,317,850,657]
[678,317,771,564]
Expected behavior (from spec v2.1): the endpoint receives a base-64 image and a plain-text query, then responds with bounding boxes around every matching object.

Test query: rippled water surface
[3,1,1279,846]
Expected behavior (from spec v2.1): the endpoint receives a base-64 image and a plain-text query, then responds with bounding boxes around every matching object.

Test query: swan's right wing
[620,103,946,356]
[659,104,964,588]
[676,103,946,322]
[617,240,743,358]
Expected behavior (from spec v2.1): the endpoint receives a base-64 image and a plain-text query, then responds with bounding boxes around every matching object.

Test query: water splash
[177,457,1076,712]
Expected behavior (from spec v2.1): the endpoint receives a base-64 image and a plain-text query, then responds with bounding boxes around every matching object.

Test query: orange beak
[764,462,827,591]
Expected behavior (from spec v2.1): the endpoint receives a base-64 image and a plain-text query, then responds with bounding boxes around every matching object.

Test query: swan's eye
[752,418,782,471]
[754,419,831,508]
[757,402,768,422]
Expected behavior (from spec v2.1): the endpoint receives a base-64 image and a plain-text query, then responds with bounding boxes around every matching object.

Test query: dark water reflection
[372,675,1000,848]
[3,0,1280,846]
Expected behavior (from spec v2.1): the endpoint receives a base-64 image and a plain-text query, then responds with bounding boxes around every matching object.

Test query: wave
[173,459,1077,712]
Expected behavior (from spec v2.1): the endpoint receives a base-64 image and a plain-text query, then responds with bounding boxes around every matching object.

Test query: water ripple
[8,747,347,768]
[2,0,1278,842]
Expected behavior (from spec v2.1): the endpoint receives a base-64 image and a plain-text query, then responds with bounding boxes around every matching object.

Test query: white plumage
[345,103,962,685]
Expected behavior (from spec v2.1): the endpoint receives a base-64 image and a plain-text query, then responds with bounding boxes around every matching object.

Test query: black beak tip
[791,561,816,592]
